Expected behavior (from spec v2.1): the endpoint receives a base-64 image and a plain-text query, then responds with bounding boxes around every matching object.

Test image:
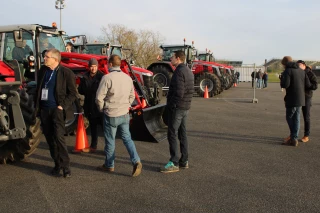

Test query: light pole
[55,0,66,30]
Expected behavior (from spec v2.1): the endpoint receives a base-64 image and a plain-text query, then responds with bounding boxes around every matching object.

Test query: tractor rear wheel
[0,88,42,164]
[195,73,220,97]
[151,65,173,88]
[64,99,83,135]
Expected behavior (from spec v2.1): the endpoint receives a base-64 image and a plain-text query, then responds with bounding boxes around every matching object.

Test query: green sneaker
[160,161,179,173]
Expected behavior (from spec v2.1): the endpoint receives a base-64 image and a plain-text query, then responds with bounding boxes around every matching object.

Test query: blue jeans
[103,113,140,168]
[167,108,189,165]
[286,107,301,140]
[257,79,262,88]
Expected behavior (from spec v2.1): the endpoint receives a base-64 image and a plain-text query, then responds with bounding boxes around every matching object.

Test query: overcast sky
[1,0,319,64]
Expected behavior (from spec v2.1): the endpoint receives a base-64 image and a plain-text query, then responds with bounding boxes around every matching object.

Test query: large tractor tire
[64,99,83,135]
[195,73,221,97]
[151,65,173,88]
[0,89,42,164]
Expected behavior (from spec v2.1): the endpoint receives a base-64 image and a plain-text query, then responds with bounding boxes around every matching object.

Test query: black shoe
[63,168,71,178]
[51,166,61,176]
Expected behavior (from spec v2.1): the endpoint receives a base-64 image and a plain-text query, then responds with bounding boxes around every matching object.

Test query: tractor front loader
[60,52,167,142]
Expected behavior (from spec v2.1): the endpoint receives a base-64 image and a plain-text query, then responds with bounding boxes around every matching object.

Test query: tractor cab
[0,24,66,81]
[197,51,215,62]
[160,44,197,65]
[64,35,124,58]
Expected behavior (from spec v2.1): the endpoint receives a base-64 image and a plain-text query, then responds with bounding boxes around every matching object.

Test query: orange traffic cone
[141,99,147,108]
[72,114,89,153]
[204,86,209,99]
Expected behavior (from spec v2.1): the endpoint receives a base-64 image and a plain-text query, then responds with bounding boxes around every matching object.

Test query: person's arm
[59,69,77,109]
[305,73,312,90]
[168,69,185,108]
[129,81,135,104]
[78,77,86,95]
[309,72,318,90]
[280,69,290,89]
[96,76,109,112]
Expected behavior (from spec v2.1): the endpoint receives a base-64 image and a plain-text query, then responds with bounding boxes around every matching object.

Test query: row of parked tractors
[0,24,236,164]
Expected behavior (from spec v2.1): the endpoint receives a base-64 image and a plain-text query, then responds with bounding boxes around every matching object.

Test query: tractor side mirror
[101,47,107,55]
[13,30,23,43]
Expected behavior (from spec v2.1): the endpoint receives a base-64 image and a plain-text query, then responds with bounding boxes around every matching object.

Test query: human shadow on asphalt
[187,131,281,145]
[12,160,52,175]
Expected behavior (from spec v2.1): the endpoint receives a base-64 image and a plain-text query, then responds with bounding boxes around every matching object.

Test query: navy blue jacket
[167,63,194,110]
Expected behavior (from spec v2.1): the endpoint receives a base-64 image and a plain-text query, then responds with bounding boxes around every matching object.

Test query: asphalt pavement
[1,82,320,213]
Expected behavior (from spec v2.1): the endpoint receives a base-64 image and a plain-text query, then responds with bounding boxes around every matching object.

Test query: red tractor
[146,40,221,97]
[62,36,163,105]
[0,24,166,164]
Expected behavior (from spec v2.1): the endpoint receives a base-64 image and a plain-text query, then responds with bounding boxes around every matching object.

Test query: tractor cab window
[198,54,206,61]
[162,47,184,61]
[111,46,122,58]
[39,33,66,54]
[83,45,103,55]
[3,32,34,63]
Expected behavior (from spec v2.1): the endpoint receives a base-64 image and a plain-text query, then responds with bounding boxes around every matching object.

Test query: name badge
[41,88,49,100]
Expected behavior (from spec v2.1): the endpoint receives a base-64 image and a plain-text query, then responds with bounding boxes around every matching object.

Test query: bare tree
[99,24,164,68]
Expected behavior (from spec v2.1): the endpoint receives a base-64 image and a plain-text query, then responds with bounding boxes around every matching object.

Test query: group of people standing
[251,69,269,89]
[280,56,317,146]
[35,48,193,178]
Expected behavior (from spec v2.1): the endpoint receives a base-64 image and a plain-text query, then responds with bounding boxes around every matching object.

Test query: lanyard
[44,66,58,88]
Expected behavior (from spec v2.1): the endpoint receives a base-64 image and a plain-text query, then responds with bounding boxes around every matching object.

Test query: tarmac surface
[1,82,320,213]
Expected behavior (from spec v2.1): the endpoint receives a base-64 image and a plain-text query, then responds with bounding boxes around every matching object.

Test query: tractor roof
[0,24,60,34]
[198,51,213,55]
[160,44,193,49]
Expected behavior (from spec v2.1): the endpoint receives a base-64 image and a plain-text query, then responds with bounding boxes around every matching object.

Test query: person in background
[78,58,104,152]
[296,60,318,143]
[96,54,142,177]
[262,71,268,88]
[251,70,255,88]
[280,56,311,147]
[66,42,74,53]
[160,50,194,173]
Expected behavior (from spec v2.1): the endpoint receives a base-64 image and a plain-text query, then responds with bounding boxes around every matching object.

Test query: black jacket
[167,63,194,110]
[280,62,311,108]
[78,71,104,118]
[35,65,77,117]
[305,67,318,98]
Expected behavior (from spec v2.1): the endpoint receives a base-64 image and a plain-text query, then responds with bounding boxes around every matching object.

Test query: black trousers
[89,117,102,148]
[167,108,189,165]
[40,108,70,169]
[302,98,312,137]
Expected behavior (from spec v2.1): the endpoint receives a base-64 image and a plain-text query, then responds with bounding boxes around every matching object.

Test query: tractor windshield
[2,31,35,63]
[198,54,207,61]
[39,33,66,53]
[82,45,104,55]
[111,46,122,58]
[162,47,185,61]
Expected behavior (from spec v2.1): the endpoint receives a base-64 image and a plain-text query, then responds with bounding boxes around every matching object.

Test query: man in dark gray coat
[280,56,311,146]
[160,50,194,173]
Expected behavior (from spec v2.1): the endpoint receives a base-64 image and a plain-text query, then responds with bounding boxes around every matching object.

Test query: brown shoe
[82,148,90,153]
[89,147,97,153]
[301,136,309,143]
[132,162,142,177]
[282,136,291,145]
[97,164,114,172]
[290,138,299,147]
